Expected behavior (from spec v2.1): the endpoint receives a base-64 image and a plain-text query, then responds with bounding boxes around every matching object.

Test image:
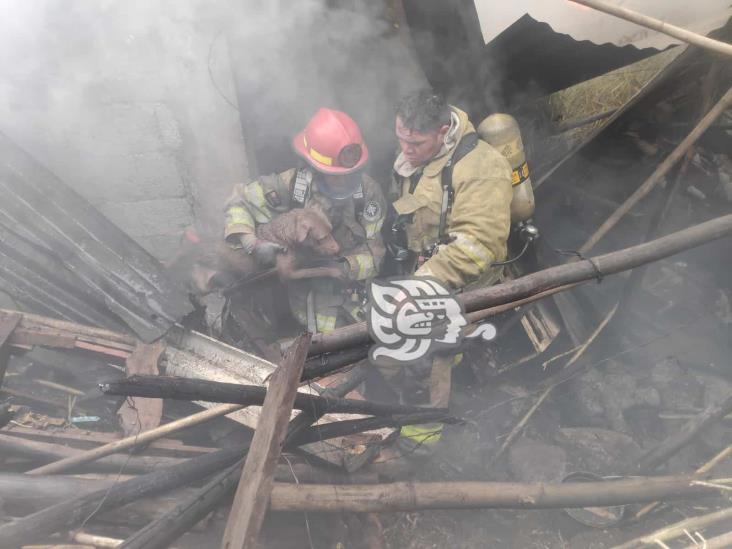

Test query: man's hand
[240,235,286,268]
[252,240,286,267]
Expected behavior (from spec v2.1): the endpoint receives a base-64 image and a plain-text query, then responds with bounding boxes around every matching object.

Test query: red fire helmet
[292,108,369,175]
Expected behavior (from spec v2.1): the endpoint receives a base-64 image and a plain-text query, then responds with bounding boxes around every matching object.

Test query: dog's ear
[310,209,332,232]
[296,216,312,243]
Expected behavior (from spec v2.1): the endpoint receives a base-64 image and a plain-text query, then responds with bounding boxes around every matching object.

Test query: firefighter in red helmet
[224,108,386,333]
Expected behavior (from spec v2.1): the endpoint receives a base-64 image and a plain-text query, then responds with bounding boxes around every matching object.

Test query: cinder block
[133,234,185,263]
[97,197,193,238]
[65,152,187,203]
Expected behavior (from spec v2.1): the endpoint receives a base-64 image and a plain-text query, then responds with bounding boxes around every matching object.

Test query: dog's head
[295,209,340,256]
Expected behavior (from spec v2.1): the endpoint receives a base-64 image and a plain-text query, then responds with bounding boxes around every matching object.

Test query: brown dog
[168,208,344,295]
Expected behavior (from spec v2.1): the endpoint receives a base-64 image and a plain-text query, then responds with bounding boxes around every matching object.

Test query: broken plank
[221,333,311,549]
[118,340,166,437]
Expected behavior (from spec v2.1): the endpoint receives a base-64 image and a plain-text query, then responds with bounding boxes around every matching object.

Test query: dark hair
[396,89,451,133]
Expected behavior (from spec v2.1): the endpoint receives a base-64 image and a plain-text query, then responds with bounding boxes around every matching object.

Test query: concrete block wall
[0,1,249,261]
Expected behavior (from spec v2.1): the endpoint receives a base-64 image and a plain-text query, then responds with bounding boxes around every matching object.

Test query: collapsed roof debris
[0,131,194,342]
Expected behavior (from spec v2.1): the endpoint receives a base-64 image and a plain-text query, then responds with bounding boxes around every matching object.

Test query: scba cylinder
[477,113,535,222]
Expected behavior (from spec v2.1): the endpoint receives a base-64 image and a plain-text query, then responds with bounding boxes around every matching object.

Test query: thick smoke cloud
[228,0,428,180]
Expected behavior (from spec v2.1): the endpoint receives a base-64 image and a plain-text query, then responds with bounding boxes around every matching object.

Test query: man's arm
[416,150,513,288]
[224,172,293,265]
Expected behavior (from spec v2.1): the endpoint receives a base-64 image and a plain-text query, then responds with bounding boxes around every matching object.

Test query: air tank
[477,113,535,222]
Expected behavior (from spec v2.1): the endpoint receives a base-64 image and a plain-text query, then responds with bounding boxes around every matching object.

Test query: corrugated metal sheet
[0,130,193,342]
[475,1,732,50]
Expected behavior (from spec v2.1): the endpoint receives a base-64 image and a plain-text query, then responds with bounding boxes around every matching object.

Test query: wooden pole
[578,87,732,256]
[308,213,732,357]
[568,0,732,58]
[639,393,732,472]
[100,375,445,417]
[28,403,243,475]
[221,333,311,549]
[264,476,725,513]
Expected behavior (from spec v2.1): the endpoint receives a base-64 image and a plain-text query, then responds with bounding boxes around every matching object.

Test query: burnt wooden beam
[99,375,446,418]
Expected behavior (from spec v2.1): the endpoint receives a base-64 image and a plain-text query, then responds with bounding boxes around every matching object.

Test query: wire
[282,454,316,549]
[207,27,240,112]
[75,396,141,533]
[491,239,531,267]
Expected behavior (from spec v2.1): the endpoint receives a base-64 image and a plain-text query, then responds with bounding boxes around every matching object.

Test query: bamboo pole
[578,87,732,255]
[684,529,732,549]
[307,213,732,357]
[568,0,732,58]
[28,403,243,475]
[72,532,123,548]
[613,506,732,549]
[264,476,726,513]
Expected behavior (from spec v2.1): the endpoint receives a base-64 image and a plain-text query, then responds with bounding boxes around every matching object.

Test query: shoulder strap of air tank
[439,132,479,241]
[290,168,312,208]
